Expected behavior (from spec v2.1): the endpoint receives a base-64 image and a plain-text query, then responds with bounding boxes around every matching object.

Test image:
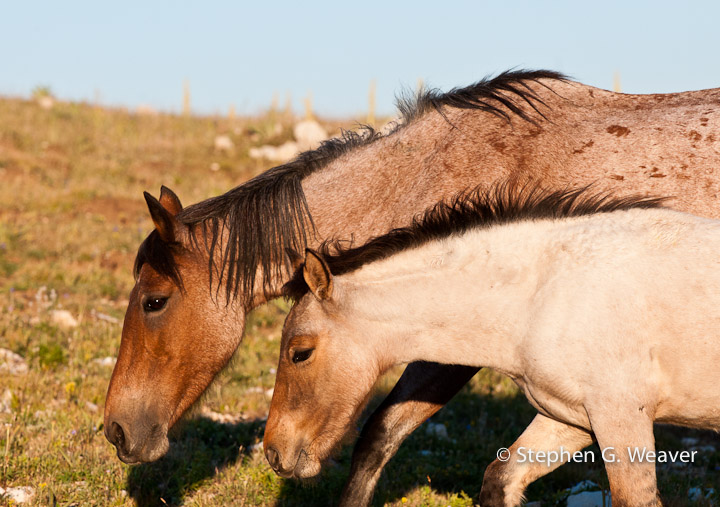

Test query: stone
[0,349,28,375]
[0,486,35,504]
[566,490,611,507]
[49,309,78,329]
[425,422,449,440]
[293,120,327,151]
[214,135,235,153]
[249,141,299,162]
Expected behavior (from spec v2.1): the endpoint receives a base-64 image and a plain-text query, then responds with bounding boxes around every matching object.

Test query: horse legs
[587,404,661,506]
[479,413,593,506]
[339,362,479,507]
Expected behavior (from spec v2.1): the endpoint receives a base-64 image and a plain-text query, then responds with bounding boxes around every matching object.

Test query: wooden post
[367,79,376,127]
[304,92,313,121]
[182,79,191,116]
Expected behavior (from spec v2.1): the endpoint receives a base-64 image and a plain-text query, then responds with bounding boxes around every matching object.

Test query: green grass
[0,96,718,506]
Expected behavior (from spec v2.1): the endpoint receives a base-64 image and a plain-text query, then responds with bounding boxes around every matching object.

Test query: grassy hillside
[0,97,717,506]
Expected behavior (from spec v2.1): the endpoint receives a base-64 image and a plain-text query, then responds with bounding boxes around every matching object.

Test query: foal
[265,183,720,506]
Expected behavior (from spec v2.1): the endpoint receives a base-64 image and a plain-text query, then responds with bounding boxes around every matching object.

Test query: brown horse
[103,69,720,503]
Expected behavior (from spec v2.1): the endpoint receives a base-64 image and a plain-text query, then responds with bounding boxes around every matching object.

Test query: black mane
[134,70,569,304]
[398,69,566,125]
[283,181,666,301]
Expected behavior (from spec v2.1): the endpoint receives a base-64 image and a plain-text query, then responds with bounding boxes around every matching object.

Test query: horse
[265,182,720,506]
[103,69,720,504]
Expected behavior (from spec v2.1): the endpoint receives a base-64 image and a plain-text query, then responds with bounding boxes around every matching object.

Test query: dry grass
[0,97,717,506]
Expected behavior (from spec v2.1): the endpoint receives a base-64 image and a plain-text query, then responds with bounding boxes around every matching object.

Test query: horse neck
[336,220,560,377]
[300,93,549,245]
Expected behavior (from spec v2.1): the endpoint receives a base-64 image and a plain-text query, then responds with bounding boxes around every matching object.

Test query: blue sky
[2,1,719,120]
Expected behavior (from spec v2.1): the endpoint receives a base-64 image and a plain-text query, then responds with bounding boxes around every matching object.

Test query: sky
[2,0,719,120]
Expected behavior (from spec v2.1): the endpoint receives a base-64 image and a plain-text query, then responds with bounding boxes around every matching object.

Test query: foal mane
[135,70,568,304]
[283,181,666,301]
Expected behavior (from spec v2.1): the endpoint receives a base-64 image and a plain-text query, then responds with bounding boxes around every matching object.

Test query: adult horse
[103,69,720,504]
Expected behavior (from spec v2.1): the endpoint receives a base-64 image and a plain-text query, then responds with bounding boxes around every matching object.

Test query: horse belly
[654,345,720,430]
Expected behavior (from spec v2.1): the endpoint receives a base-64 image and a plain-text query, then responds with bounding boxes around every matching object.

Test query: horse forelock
[133,230,184,289]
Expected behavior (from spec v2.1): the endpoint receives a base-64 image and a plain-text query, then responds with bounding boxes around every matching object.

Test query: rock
[249,141,299,162]
[248,441,264,453]
[566,490,611,507]
[1,389,14,413]
[425,422,449,440]
[0,486,35,504]
[91,356,116,367]
[568,480,599,494]
[293,120,328,151]
[92,311,119,324]
[214,135,235,153]
[0,349,28,375]
[85,401,99,413]
[199,406,244,425]
[38,96,54,110]
[49,309,78,329]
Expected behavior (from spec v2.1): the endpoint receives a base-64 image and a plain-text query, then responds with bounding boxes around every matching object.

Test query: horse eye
[143,297,168,313]
[291,348,314,364]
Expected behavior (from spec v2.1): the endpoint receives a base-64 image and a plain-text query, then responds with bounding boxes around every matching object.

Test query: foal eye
[143,297,168,313]
[291,348,314,364]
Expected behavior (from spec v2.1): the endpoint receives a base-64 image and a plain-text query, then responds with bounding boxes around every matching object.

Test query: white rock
[566,490,611,507]
[214,135,235,152]
[92,311,119,324]
[1,389,14,413]
[568,480,599,494]
[0,486,35,503]
[85,401,99,413]
[198,406,243,425]
[91,356,116,367]
[249,141,299,162]
[50,309,78,329]
[425,422,449,440]
[0,349,28,375]
[293,120,327,151]
[38,96,54,110]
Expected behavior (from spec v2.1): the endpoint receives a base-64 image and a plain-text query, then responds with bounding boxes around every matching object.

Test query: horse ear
[159,186,183,216]
[144,191,179,243]
[303,249,333,300]
[285,248,304,273]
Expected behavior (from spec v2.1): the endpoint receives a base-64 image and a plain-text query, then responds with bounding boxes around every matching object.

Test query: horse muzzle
[105,416,169,464]
[265,445,321,479]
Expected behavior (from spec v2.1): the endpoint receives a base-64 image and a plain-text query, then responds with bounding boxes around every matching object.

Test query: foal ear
[159,186,183,216]
[303,249,333,300]
[144,191,179,243]
[285,248,305,273]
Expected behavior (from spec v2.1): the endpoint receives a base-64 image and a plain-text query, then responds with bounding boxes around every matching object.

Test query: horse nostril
[108,421,126,449]
[265,446,281,471]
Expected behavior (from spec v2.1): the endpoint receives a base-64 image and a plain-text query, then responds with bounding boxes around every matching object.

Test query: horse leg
[479,413,593,506]
[587,404,661,506]
[339,362,479,507]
